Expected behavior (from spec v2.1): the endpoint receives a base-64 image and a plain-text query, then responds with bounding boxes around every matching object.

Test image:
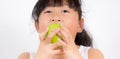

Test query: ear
[35,21,40,33]
[77,18,84,33]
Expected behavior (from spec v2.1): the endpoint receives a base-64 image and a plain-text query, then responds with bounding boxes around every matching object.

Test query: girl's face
[35,5,84,40]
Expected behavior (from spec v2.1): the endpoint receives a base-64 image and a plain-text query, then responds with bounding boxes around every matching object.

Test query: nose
[50,15,62,22]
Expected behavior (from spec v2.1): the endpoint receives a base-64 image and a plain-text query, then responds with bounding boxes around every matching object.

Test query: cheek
[64,19,79,39]
[38,23,47,33]
[38,15,49,33]
[64,14,79,36]
[66,23,78,38]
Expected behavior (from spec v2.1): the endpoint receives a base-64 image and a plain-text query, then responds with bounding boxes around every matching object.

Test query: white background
[0,0,120,59]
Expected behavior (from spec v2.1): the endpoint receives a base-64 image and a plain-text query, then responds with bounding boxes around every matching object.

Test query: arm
[88,48,104,59]
[18,52,29,59]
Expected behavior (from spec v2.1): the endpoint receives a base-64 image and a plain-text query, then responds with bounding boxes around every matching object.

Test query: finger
[58,38,67,47]
[39,27,48,41]
[60,25,74,43]
[57,31,68,45]
[51,49,63,55]
[49,43,60,50]
[61,24,69,33]
[59,28,70,43]
[57,31,65,41]
[45,29,60,43]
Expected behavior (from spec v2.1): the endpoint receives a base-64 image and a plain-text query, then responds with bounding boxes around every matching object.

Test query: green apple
[47,23,61,44]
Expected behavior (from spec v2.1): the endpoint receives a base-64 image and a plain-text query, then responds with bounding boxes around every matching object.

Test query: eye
[62,10,69,13]
[44,10,52,13]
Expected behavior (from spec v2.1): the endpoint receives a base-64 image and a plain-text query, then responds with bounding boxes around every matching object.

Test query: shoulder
[88,48,104,59]
[18,52,30,59]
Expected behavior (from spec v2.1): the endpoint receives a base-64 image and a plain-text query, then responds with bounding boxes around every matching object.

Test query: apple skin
[47,23,61,44]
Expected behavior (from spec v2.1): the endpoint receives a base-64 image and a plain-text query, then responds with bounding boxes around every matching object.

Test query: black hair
[32,0,93,47]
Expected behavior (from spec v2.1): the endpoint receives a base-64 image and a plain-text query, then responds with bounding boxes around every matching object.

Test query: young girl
[19,0,104,59]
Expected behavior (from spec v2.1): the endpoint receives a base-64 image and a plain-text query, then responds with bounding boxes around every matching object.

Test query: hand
[57,25,83,59]
[34,28,62,59]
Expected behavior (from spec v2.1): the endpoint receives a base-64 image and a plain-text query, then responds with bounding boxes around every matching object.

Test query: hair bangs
[43,0,80,10]
[32,0,81,20]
